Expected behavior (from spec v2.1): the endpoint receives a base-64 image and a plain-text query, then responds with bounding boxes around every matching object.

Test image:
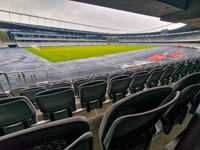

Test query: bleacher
[1,19,200,47]
[0,55,200,149]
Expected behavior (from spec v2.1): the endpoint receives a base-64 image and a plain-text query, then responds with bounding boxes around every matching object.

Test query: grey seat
[159,66,175,86]
[163,109,200,150]
[99,86,180,150]
[0,117,93,150]
[36,87,76,121]
[129,71,150,93]
[0,96,37,127]
[0,98,36,136]
[108,75,132,103]
[74,79,91,96]
[93,75,107,81]
[170,64,185,82]
[80,80,107,112]
[161,73,200,134]
[108,73,121,81]
[0,93,11,99]
[50,82,71,89]
[20,87,46,107]
[146,68,164,88]
[10,87,26,97]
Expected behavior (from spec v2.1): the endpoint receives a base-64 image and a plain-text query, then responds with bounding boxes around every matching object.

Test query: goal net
[31,44,41,51]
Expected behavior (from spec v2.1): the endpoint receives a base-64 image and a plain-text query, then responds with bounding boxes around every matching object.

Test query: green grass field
[25,45,157,63]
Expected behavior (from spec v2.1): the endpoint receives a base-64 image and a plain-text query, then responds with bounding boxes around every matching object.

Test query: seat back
[0,99,36,136]
[80,80,107,112]
[171,64,185,82]
[146,69,164,88]
[10,88,26,97]
[108,75,132,102]
[20,87,46,104]
[162,83,200,134]
[65,132,93,150]
[50,82,71,89]
[160,66,175,85]
[99,86,179,150]
[0,117,93,150]
[36,87,76,121]
[0,96,37,125]
[129,71,150,93]
[108,73,121,81]
[0,93,11,99]
[74,79,90,96]
[163,111,200,150]
[93,75,107,81]
[172,72,200,91]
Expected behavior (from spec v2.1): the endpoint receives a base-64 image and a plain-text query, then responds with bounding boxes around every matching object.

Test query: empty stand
[36,87,76,121]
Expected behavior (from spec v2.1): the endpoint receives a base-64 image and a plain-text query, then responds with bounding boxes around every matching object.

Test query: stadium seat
[108,75,132,103]
[9,87,26,97]
[161,73,200,134]
[129,71,150,93]
[187,60,196,74]
[79,80,107,112]
[36,87,76,121]
[0,96,37,124]
[170,63,185,82]
[163,108,200,150]
[50,82,71,89]
[193,57,200,72]
[74,78,91,96]
[0,116,93,150]
[159,66,175,86]
[108,73,122,81]
[38,82,52,89]
[99,86,180,150]
[93,75,108,81]
[20,87,46,107]
[0,98,36,136]
[146,68,164,88]
[0,93,11,99]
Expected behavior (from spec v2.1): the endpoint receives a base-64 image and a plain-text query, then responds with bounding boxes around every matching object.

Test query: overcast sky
[0,0,184,33]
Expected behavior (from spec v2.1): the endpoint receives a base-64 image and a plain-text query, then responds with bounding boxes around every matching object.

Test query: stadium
[0,0,200,150]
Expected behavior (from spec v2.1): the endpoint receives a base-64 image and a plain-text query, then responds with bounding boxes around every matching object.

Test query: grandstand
[1,0,200,150]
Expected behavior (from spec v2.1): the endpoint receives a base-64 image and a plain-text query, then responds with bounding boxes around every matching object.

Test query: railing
[0,9,122,33]
[0,57,159,91]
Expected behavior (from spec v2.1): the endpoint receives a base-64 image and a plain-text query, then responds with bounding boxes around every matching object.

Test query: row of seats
[1,72,200,149]
[1,57,198,119]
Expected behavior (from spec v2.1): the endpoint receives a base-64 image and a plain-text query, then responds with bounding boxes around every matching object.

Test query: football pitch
[25,45,157,63]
